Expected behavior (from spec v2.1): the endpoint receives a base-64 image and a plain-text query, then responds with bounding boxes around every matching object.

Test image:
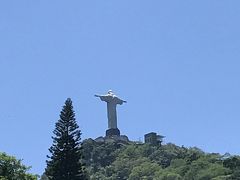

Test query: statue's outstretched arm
[95,94,110,102]
[117,97,127,104]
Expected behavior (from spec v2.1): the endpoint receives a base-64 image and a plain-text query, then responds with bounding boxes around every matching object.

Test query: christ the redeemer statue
[95,90,126,136]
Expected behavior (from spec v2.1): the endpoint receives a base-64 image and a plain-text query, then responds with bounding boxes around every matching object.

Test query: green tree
[129,160,162,180]
[40,173,49,180]
[0,152,37,180]
[154,171,182,180]
[196,163,230,180]
[45,98,87,180]
[223,156,240,179]
[81,139,236,179]
[223,156,240,170]
[183,157,230,180]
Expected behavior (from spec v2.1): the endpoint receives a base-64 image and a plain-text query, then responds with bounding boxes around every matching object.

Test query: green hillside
[82,139,240,180]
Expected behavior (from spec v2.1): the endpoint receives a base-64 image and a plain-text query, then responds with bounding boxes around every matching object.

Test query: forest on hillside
[82,139,240,180]
[1,140,240,180]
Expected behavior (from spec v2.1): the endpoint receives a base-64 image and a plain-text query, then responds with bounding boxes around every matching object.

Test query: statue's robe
[100,95,124,129]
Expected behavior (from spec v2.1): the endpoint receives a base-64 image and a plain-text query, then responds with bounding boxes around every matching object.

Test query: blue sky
[0,0,240,175]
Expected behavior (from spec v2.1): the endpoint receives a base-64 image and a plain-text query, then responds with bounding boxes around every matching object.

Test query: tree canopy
[0,152,37,180]
[82,139,240,180]
[45,98,87,180]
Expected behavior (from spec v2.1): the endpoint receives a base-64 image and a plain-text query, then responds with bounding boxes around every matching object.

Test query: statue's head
[108,90,114,95]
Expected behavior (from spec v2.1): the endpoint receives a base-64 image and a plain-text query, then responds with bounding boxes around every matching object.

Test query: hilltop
[82,138,240,180]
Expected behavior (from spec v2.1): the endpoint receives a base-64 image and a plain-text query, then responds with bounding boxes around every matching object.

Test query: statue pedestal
[106,128,120,137]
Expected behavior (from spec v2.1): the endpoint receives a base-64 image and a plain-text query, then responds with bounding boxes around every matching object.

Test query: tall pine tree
[46,98,87,180]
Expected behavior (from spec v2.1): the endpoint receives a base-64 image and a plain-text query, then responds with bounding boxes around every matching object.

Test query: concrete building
[144,132,164,146]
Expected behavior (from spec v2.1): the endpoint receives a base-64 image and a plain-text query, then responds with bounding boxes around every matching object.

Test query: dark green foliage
[223,156,240,170]
[0,152,37,180]
[45,98,87,180]
[82,139,121,170]
[82,139,240,179]
[223,156,240,179]
[40,173,49,180]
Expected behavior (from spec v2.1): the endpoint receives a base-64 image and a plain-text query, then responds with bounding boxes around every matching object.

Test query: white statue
[95,90,126,129]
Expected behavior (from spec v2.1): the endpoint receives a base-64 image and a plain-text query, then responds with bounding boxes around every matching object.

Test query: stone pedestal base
[106,128,120,137]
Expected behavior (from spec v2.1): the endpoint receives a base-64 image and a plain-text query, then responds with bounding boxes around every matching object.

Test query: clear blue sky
[0,0,240,175]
